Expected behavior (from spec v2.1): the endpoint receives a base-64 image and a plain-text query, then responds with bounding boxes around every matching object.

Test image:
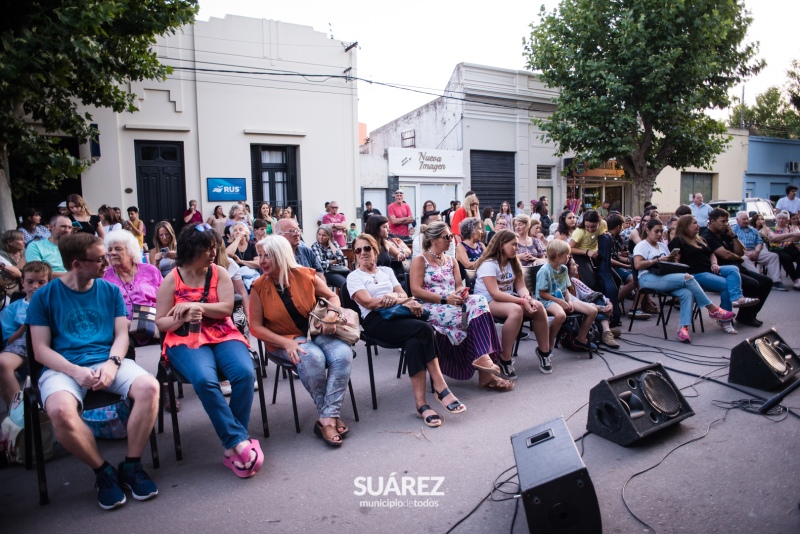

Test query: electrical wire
[444,465,519,534]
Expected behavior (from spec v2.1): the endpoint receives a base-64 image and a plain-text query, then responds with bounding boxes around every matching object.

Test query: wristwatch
[109,356,122,367]
[440,296,447,305]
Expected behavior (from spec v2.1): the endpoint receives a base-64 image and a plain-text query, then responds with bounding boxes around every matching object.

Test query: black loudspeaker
[728,328,800,390]
[586,362,694,447]
[511,416,602,534]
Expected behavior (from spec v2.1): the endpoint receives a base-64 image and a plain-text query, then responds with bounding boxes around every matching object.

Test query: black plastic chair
[256,340,359,433]
[157,348,268,461]
[340,282,406,410]
[628,266,703,339]
[23,326,159,506]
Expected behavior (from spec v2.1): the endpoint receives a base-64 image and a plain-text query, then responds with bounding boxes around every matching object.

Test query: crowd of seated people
[6,190,800,511]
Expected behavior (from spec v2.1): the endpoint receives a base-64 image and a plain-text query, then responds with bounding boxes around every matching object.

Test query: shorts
[614,267,632,281]
[39,359,150,411]
[2,337,27,358]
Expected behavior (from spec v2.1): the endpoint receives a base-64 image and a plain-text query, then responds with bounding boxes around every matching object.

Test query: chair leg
[255,359,269,438]
[696,305,705,333]
[657,298,669,340]
[628,293,643,332]
[149,426,160,469]
[157,384,166,434]
[366,344,378,410]
[30,403,49,505]
[23,392,33,471]
[287,368,300,433]
[272,362,280,404]
[177,382,184,399]
[348,379,359,422]
[166,376,182,461]
[396,349,405,379]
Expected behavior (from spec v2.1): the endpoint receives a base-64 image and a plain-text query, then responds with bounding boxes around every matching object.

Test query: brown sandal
[314,421,342,447]
[334,418,349,437]
[479,375,515,392]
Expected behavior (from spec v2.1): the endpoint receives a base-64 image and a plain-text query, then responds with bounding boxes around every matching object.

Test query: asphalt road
[2,289,799,533]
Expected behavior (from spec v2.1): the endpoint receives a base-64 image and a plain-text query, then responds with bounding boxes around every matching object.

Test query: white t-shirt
[226,259,242,281]
[474,259,515,302]
[103,223,122,234]
[632,240,669,278]
[346,266,400,318]
[776,196,800,214]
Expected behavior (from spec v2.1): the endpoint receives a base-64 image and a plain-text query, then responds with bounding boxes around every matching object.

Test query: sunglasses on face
[441,234,454,241]
[354,245,374,255]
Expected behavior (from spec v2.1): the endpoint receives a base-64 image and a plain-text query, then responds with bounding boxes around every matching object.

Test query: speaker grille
[754,339,788,375]
[640,371,681,417]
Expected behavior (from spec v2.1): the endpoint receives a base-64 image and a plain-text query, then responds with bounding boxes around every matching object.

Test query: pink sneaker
[676,327,691,344]
[708,307,735,321]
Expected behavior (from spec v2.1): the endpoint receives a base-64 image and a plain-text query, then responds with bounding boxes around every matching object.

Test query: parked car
[709,198,776,227]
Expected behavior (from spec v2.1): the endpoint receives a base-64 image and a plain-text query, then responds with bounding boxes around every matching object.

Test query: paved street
[2,290,799,533]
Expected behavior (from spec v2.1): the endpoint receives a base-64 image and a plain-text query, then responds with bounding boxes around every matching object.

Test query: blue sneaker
[96,465,126,510]
[118,462,158,501]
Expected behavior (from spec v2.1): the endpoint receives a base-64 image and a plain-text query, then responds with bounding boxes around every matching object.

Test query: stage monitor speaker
[728,328,799,390]
[511,416,601,534]
[586,362,694,447]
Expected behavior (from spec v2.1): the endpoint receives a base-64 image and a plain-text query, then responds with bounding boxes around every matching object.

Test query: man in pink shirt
[321,200,347,247]
[387,190,413,237]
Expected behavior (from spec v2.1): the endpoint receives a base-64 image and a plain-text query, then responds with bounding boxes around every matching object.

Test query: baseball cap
[57,201,67,208]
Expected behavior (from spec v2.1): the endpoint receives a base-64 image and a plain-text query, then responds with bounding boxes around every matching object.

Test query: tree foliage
[727,86,800,139]
[523,0,763,212]
[0,0,198,232]
[787,59,800,113]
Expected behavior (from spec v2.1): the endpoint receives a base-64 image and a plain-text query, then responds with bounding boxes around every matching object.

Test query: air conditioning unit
[789,161,800,173]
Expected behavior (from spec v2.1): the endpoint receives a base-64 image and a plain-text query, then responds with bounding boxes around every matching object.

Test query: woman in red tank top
[155,223,262,478]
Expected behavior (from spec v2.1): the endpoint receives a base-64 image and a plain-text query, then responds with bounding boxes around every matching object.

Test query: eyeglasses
[280,229,301,235]
[257,253,272,261]
[441,234,454,241]
[470,202,478,206]
[78,256,109,264]
[354,245,374,255]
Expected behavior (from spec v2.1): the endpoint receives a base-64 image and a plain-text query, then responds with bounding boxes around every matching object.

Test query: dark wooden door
[135,141,186,235]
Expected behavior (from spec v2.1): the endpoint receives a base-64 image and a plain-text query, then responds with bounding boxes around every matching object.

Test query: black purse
[173,267,213,336]
[649,260,690,276]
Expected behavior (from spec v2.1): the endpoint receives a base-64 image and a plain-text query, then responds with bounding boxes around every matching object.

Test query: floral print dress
[419,255,501,379]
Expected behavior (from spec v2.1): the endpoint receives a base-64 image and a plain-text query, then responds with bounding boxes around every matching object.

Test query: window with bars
[250,145,300,218]
[536,166,554,181]
[401,129,416,148]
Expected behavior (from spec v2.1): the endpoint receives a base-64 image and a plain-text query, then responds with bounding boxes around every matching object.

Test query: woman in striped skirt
[409,221,513,392]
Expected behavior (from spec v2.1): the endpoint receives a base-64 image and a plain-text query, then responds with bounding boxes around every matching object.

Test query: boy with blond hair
[536,240,598,366]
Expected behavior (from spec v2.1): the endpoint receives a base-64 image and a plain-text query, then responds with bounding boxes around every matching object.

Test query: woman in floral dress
[409,221,513,392]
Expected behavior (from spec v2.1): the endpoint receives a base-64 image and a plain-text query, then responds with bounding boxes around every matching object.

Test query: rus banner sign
[207,178,247,201]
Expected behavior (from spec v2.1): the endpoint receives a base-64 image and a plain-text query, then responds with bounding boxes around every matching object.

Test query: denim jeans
[272,335,353,419]
[639,273,712,327]
[693,266,743,310]
[167,340,254,450]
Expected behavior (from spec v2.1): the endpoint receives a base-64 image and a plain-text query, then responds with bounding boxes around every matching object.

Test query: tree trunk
[0,144,17,234]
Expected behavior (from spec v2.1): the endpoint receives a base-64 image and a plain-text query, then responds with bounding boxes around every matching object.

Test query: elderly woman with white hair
[767,210,800,290]
[102,229,163,344]
[250,236,353,447]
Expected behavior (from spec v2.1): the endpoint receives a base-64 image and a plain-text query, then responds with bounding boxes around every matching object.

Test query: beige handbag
[308,297,360,345]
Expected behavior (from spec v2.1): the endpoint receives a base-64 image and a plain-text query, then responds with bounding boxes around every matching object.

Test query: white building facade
[74,15,359,240]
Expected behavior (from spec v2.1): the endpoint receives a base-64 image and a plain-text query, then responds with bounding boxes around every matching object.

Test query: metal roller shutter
[469,150,515,216]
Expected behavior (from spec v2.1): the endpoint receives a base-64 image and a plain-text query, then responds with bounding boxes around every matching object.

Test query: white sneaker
[219,381,232,396]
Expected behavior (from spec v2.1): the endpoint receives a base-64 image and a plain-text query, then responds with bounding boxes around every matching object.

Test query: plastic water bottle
[187,318,202,349]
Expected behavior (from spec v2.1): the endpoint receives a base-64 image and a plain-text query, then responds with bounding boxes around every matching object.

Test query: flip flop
[223,439,263,478]
[334,418,349,437]
[478,376,515,392]
[471,360,501,375]
[732,297,759,308]
[434,387,466,414]
[314,421,343,447]
[416,404,443,428]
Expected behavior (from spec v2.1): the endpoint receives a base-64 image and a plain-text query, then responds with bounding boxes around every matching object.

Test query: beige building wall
[651,128,749,212]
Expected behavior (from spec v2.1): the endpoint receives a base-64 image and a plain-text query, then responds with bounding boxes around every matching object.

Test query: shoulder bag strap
[275,284,310,335]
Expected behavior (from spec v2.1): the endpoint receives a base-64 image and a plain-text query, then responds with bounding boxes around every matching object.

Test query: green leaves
[0,0,198,197]
[524,0,762,211]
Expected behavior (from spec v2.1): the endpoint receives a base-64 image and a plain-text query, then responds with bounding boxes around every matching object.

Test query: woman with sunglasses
[409,222,511,392]
[348,234,466,428]
[155,223,260,478]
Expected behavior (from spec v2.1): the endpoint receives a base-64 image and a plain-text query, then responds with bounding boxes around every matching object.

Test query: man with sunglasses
[27,233,160,509]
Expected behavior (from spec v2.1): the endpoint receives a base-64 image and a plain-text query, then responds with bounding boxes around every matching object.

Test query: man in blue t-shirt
[27,233,160,510]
